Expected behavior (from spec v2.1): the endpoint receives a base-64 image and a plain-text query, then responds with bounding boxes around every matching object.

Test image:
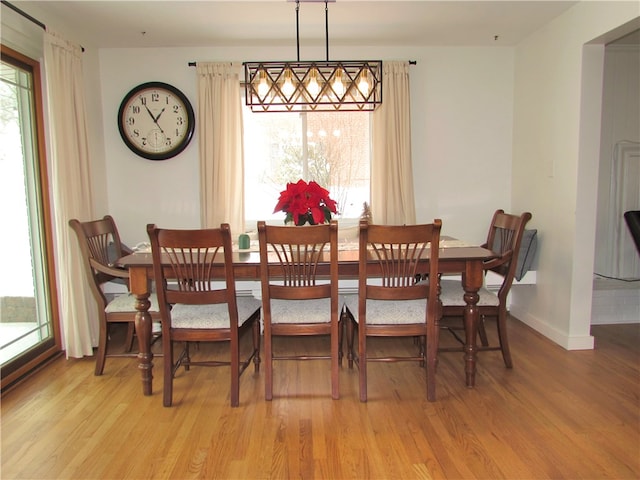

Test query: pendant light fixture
[243,0,383,112]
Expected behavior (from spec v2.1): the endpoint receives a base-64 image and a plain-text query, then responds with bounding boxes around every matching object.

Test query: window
[1,45,60,390]
[242,105,370,229]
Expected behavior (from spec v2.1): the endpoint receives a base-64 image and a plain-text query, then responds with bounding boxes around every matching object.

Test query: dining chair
[147,224,261,407]
[69,215,160,376]
[438,209,532,368]
[343,219,443,402]
[257,220,340,400]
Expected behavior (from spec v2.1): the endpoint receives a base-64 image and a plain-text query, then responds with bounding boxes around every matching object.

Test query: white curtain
[371,61,416,225]
[196,62,245,235]
[44,31,97,358]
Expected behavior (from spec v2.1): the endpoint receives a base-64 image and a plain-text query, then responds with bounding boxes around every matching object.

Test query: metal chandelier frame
[243,0,382,113]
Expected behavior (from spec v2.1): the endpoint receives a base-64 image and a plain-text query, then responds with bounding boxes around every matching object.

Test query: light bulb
[257,69,270,98]
[332,68,345,97]
[282,68,296,98]
[358,69,370,96]
[307,67,321,98]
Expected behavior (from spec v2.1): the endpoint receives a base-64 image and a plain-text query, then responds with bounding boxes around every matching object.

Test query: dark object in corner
[624,211,640,256]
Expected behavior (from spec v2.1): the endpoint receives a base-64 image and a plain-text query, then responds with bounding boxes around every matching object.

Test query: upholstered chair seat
[343,298,428,325]
[268,298,332,324]
[438,281,500,307]
[105,293,159,313]
[170,300,262,329]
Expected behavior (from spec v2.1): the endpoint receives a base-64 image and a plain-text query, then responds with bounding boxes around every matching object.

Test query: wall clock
[117,81,195,160]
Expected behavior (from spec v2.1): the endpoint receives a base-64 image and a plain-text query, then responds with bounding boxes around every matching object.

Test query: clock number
[126,117,135,126]
[151,92,160,102]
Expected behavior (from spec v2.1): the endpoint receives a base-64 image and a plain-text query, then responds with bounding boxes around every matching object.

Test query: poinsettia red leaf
[273,197,288,213]
[293,203,308,216]
[307,181,337,213]
[308,181,329,197]
[293,179,308,194]
[324,197,338,213]
[310,207,325,225]
[273,182,296,213]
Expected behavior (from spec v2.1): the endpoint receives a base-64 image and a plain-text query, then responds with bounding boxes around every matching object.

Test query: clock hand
[144,105,164,134]
[154,108,166,123]
[144,105,156,122]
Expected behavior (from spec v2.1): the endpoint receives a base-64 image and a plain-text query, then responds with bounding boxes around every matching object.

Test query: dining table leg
[129,265,154,396]
[461,259,483,388]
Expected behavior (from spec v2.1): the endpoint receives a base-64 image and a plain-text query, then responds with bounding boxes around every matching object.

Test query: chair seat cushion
[106,293,160,313]
[439,279,499,306]
[343,294,428,325]
[170,297,261,329]
[268,298,332,324]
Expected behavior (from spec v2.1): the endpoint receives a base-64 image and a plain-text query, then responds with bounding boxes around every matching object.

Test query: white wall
[98,44,514,246]
[413,47,514,242]
[510,2,639,349]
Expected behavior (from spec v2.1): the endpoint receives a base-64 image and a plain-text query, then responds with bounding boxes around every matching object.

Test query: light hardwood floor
[1,318,639,479]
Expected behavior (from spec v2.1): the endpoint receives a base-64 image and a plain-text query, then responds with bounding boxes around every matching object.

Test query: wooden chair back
[69,215,130,307]
[359,219,441,304]
[257,220,340,400]
[258,221,339,303]
[148,224,239,315]
[483,209,533,301]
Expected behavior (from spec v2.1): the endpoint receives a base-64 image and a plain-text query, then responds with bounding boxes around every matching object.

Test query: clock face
[117,82,195,160]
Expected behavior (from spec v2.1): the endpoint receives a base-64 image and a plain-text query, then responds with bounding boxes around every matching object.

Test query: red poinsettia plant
[273,179,338,226]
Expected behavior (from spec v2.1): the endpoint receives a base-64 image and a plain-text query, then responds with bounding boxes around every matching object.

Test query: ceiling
[8,0,585,49]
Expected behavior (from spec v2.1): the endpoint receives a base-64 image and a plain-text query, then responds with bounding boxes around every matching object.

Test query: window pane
[1,52,57,379]
[243,105,370,228]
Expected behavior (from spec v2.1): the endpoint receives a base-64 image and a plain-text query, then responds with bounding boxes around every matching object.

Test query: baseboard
[512,308,595,351]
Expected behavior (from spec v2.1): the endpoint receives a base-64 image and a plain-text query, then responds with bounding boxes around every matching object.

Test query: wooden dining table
[117,240,496,397]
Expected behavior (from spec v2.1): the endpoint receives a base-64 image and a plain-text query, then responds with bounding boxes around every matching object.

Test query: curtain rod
[1,0,85,52]
[2,0,45,29]
[188,60,416,66]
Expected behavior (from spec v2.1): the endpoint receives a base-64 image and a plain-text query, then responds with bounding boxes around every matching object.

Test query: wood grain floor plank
[1,319,638,479]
